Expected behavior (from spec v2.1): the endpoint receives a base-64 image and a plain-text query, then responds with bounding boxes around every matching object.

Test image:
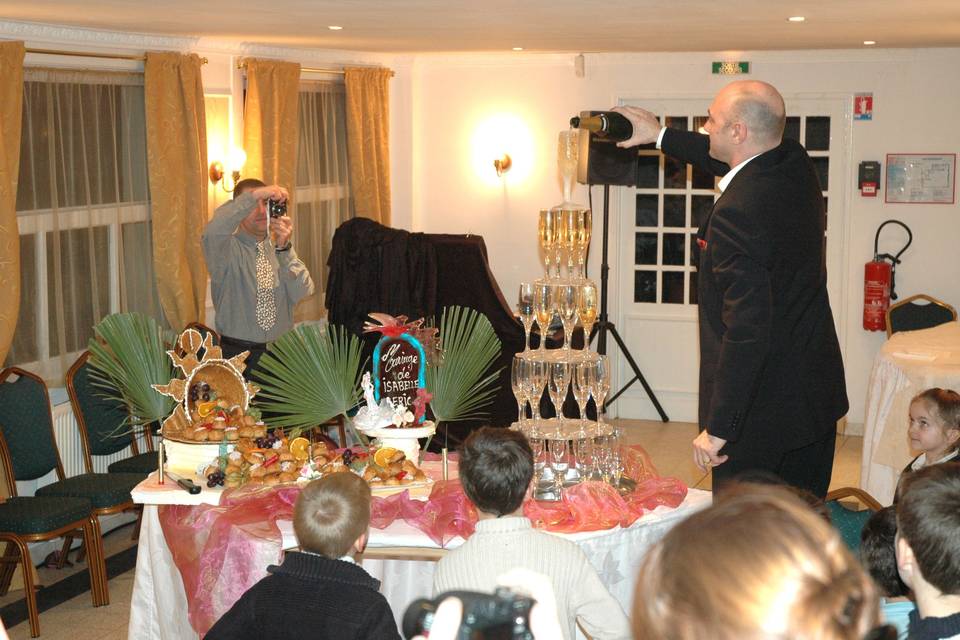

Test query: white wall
[406,49,960,428]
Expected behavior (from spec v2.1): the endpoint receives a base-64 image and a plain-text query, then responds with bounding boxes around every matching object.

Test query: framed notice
[885,153,956,204]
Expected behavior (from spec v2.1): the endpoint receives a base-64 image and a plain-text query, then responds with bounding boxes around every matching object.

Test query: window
[293,81,353,321]
[5,69,162,382]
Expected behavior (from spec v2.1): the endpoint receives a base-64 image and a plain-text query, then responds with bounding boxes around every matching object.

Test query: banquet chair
[885,294,957,337]
[184,321,220,347]
[0,367,145,587]
[0,428,108,638]
[824,487,883,553]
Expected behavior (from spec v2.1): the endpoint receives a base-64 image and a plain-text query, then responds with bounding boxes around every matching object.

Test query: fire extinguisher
[863,219,912,331]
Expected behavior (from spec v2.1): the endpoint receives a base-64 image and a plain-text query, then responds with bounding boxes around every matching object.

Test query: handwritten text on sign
[373,334,427,419]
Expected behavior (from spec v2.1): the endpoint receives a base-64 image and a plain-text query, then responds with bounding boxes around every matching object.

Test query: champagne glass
[523,359,547,422]
[529,430,545,487]
[571,361,593,431]
[572,433,589,482]
[548,437,569,495]
[538,209,557,279]
[557,284,578,350]
[578,282,598,350]
[534,282,553,351]
[558,130,578,205]
[576,209,592,278]
[511,356,528,426]
[552,210,565,279]
[518,282,535,351]
[547,361,571,421]
[563,210,577,277]
[593,356,611,421]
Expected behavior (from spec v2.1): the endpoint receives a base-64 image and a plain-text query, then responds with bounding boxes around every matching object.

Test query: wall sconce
[209,148,247,193]
[493,153,512,177]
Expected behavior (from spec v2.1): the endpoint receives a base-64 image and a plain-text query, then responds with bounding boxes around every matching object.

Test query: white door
[610,96,849,423]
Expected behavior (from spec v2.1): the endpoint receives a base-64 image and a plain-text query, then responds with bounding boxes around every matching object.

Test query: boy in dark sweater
[206,473,400,640]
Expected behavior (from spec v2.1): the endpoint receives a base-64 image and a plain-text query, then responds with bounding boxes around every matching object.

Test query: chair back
[184,321,220,347]
[886,294,957,337]
[825,487,883,553]
[67,352,135,469]
[0,368,65,484]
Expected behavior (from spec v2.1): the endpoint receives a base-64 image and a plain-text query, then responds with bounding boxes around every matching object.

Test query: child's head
[908,388,960,459]
[860,506,909,598]
[459,426,533,517]
[294,472,371,558]
[896,462,960,598]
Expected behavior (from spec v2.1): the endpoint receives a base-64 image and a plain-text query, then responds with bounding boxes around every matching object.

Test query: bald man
[615,81,847,497]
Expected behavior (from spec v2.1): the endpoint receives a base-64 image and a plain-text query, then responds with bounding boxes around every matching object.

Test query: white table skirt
[128,490,711,639]
[861,322,960,505]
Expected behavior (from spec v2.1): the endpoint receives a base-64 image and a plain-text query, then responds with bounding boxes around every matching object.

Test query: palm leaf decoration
[253,323,366,438]
[87,312,176,429]
[426,306,502,424]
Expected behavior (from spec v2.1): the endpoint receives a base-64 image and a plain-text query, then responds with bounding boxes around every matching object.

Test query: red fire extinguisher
[863,220,912,331]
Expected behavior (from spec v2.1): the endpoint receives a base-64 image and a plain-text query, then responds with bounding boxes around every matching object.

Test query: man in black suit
[614,81,847,497]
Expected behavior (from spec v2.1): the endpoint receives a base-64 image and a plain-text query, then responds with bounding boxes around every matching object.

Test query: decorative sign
[372,333,427,420]
[885,153,956,204]
[854,93,874,121]
[712,61,750,75]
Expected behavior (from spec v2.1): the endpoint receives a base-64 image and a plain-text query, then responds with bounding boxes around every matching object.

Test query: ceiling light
[513,47,523,51]
[787,16,805,22]
[328,25,343,30]
[863,40,876,45]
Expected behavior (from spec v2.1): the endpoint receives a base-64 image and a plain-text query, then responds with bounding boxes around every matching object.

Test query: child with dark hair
[860,507,915,639]
[433,427,629,640]
[902,388,960,476]
[895,462,960,639]
[206,473,400,640]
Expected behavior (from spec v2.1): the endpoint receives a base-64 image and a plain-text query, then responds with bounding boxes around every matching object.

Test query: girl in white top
[901,388,960,480]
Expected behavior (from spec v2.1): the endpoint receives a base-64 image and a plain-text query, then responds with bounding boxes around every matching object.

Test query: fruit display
[299,443,429,489]
[202,430,304,488]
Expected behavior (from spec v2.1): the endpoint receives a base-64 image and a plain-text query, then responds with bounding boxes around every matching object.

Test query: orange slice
[289,437,311,462]
[374,447,400,468]
[197,400,218,417]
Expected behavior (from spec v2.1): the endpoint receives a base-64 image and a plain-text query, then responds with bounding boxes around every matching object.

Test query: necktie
[255,241,276,331]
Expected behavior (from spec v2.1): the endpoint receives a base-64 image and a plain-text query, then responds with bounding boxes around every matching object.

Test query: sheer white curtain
[293,80,353,322]
[4,68,161,383]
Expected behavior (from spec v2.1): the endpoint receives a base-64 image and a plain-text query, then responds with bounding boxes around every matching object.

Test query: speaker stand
[591,184,669,422]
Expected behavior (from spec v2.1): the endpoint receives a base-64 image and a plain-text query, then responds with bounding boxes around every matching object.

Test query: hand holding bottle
[612,105,663,148]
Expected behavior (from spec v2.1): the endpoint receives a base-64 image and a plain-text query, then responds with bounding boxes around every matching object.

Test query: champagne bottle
[569,111,633,142]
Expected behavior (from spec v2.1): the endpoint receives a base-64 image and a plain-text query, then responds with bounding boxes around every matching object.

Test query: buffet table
[861,322,960,504]
[127,462,710,639]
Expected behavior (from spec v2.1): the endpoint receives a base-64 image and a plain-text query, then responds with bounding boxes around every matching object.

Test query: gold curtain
[0,42,25,366]
[344,67,392,226]
[144,52,208,330]
[242,59,300,196]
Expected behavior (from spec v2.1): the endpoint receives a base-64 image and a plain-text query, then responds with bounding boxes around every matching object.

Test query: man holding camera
[202,178,314,374]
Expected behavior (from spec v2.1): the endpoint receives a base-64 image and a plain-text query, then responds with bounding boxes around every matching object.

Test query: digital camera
[402,588,535,640]
[267,198,287,218]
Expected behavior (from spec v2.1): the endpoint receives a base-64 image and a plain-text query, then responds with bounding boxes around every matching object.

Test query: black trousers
[219,335,269,382]
[711,428,837,498]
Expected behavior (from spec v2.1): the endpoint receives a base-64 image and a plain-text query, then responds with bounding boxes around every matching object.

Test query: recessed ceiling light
[787,16,805,22]
[863,40,876,45]
[513,47,523,51]
[328,25,343,30]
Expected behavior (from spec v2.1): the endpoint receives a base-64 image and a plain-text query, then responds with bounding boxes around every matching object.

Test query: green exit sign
[712,61,750,75]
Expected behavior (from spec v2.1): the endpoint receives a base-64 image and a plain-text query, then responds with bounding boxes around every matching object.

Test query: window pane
[665,116,689,131]
[784,116,801,142]
[635,194,658,227]
[691,195,714,228]
[121,221,165,324]
[811,157,829,190]
[636,155,659,189]
[3,235,39,366]
[634,270,656,303]
[662,271,685,304]
[689,270,699,305]
[692,166,715,190]
[46,227,110,357]
[635,232,657,265]
[662,233,685,266]
[663,195,686,228]
[663,156,686,189]
[805,116,830,151]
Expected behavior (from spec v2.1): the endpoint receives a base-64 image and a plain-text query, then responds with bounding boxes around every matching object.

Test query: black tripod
[589,184,669,422]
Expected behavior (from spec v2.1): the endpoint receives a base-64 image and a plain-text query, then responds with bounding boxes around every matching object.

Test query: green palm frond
[253,324,366,437]
[426,306,503,423]
[87,312,176,428]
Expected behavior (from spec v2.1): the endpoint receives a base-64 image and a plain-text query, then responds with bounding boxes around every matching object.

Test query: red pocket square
[697,238,708,250]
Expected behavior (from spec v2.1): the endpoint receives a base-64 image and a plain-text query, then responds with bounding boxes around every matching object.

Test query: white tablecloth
[127,488,711,639]
[861,322,960,505]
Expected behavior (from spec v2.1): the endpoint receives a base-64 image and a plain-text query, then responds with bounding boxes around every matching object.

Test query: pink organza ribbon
[370,479,477,546]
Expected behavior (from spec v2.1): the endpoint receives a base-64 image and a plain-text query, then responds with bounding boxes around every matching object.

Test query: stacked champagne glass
[510,130,624,501]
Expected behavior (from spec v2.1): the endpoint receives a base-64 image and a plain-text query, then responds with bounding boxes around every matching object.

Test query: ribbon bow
[363,313,423,338]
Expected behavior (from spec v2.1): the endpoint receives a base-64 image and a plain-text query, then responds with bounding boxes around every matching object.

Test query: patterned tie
[255,241,277,331]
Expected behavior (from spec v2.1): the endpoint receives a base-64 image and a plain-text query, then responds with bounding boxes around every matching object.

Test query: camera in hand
[267,198,287,218]
[402,588,535,640]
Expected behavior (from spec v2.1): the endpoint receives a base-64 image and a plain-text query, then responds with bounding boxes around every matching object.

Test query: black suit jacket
[661,129,848,457]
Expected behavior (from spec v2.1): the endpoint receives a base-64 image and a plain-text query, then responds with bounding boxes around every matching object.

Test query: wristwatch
[275,243,291,252]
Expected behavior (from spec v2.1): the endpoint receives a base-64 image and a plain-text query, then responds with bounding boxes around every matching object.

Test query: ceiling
[2,0,960,53]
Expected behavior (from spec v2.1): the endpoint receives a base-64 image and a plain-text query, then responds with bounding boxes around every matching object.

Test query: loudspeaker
[575,112,638,187]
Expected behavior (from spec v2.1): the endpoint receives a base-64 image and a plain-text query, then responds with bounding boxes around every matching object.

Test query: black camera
[402,588,535,640]
[267,198,287,218]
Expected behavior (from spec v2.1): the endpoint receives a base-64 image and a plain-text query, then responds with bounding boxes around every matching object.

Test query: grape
[206,470,225,488]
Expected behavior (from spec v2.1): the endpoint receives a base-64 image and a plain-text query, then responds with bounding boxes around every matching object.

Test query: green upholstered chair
[825,487,883,553]
[0,367,145,573]
[0,427,108,638]
[66,351,156,476]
